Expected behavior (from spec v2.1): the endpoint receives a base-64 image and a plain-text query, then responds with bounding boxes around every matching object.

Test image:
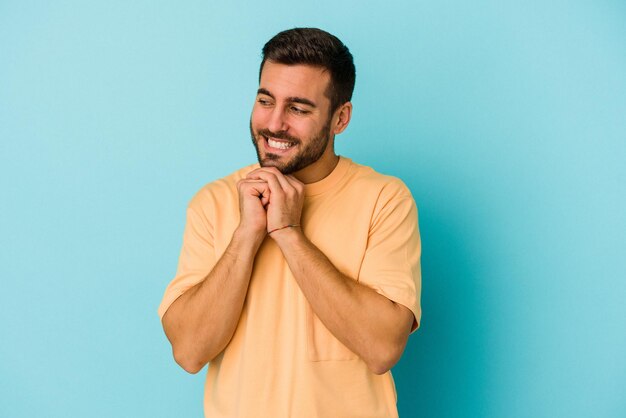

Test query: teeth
[268,138,294,150]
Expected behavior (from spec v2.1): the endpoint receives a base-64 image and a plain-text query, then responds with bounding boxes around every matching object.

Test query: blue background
[1,1,625,417]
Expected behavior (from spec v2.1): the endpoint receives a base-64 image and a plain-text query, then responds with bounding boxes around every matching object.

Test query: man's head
[260,28,356,117]
[250,28,355,181]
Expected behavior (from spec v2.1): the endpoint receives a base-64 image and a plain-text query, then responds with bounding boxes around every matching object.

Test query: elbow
[163,319,213,374]
[367,364,390,376]
[165,326,226,374]
[173,347,208,374]
[366,342,406,375]
[367,358,396,376]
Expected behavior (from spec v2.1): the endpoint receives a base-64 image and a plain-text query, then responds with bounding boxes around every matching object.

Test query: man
[159,28,421,417]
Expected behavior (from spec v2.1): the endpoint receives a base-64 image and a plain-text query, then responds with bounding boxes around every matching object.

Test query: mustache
[257,128,300,144]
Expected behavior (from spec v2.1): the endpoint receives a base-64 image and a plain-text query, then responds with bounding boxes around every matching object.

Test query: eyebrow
[257,88,317,108]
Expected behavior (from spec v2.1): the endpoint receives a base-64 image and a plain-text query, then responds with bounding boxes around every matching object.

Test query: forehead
[259,61,331,103]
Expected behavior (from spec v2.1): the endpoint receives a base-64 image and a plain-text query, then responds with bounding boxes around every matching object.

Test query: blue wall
[1,1,624,417]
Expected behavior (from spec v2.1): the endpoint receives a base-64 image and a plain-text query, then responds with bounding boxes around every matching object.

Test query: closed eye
[290,106,310,115]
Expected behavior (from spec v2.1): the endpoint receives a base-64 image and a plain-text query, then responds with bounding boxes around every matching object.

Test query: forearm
[272,228,413,374]
[162,228,263,373]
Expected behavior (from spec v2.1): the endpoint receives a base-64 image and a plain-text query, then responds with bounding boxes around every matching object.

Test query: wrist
[233,225,266,251]
[270,224,305,246]
[268,223,301,235]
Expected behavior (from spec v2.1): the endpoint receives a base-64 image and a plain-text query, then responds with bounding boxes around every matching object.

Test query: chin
[260,159,288,173]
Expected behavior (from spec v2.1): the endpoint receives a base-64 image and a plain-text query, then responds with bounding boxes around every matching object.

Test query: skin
[162,61,414,375]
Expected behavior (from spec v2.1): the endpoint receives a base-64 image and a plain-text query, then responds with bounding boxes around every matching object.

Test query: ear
[331,102,352,135]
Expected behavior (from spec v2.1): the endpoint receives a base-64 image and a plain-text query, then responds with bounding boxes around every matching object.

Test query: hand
[236,178,270,241]
[246,167,305,234]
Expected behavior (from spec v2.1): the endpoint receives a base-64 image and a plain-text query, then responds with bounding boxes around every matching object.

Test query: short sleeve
[157,202,217,320]
[357,188,422,332]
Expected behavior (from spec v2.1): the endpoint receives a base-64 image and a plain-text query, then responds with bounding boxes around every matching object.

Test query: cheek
[250,107,265,128]
[288,115,316,132]
[298,122,322,139]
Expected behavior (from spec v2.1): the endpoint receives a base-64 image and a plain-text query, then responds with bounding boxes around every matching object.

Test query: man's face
[250,61,335,176]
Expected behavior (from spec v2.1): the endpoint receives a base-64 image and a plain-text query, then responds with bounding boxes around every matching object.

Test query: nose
[267,106,288,134]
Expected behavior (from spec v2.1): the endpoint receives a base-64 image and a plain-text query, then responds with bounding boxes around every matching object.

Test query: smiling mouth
[265,136,296,151]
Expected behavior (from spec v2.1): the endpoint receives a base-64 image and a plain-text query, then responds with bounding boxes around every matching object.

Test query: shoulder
[346,160,414,202]
[344,161,419,235]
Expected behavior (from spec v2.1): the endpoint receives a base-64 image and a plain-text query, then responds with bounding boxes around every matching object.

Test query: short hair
[260,28,356,115]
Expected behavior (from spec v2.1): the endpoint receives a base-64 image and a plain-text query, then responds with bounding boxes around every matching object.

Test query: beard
[250,120,332,175]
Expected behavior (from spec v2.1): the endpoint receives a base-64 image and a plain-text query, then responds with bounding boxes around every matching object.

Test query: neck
[293,153,340,184]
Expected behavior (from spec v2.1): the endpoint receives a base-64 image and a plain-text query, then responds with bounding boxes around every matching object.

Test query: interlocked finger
[247,169,296,201]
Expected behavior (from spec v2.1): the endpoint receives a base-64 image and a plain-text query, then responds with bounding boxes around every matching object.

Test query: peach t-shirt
[159,157,421,418]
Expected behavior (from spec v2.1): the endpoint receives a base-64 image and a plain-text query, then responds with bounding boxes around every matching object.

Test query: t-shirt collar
[303,156,351,197]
